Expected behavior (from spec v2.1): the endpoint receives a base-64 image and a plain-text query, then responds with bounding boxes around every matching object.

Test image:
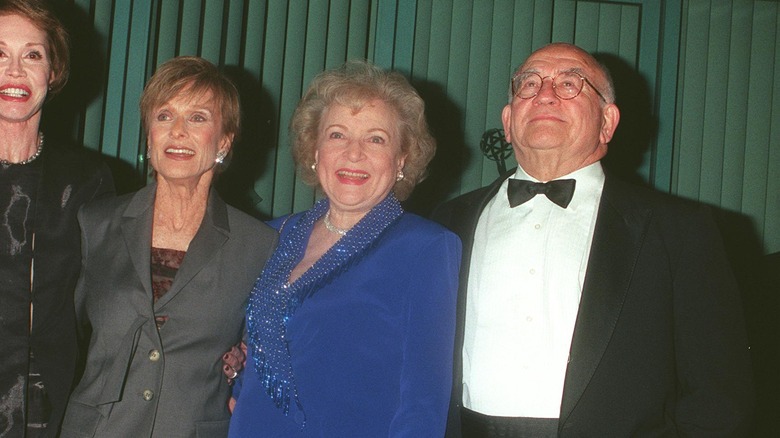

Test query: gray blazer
[60,183,277,438]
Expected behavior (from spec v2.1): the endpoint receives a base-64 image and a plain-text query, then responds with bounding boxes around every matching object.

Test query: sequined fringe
[246,194,404,426]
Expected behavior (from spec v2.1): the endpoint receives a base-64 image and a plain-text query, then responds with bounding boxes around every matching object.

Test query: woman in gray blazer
[60,57,277,438]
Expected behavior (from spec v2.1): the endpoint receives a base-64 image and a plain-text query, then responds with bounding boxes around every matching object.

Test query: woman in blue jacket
[229,60,461,437]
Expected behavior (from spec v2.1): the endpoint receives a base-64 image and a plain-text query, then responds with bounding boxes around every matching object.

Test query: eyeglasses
[511,71,607,102]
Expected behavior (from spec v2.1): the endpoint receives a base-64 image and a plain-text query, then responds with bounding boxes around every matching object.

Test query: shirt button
[148,350,161,361]
[142,389,154,401]
[526,316,533,322]
[534,223,541,229]
[529,268,536,275]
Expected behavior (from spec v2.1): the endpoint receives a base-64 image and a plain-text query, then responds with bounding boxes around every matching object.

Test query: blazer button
[148,349,161,361]
[142,389,154,401]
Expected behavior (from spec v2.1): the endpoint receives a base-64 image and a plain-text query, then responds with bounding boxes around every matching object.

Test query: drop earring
[396,170,404,181]
[215,150,226,164]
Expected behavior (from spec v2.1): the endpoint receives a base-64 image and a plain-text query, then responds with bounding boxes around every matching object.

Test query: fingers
[222,343,246,384]
[223,364,238,382]
[223,349,241,370]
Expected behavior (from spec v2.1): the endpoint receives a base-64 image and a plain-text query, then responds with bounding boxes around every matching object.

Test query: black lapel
[559,177,653,423]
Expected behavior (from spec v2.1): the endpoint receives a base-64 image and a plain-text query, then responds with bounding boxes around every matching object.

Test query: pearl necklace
[323,210,350,236]
[0,132,44,165]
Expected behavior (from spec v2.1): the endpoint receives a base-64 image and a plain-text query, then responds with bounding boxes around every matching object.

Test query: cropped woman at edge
[0,1,113,436]
[229,60,461,437]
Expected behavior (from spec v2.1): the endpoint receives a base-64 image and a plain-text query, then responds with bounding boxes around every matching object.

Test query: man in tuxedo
[433,42,753,437]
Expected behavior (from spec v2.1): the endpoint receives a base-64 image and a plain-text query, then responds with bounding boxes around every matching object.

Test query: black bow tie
[507,178,576,208]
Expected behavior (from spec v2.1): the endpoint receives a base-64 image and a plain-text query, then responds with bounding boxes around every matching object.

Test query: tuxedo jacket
[60,183,277,438]
[433,169,754,437]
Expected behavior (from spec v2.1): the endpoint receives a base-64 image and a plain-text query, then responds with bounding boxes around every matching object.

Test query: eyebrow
[0,41,48,52]
[324,125,392,136]
[519,67,586,76]
[367,128,391,137]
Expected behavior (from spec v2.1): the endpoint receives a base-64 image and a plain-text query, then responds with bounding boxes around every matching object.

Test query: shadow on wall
[216,66,277,221]
[594,52,657,186]
[404,79,470,217]
[41,1,139,194]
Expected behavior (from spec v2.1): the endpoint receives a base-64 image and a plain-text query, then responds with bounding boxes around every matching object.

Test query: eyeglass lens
[512,72,584,99]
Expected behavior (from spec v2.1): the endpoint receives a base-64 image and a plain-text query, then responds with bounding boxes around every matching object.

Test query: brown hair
[140,56,240,169]
[0,0,70,95]
[290,60,435,201]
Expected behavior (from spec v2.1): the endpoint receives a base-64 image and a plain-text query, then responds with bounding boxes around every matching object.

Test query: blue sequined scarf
[245,194,404,426]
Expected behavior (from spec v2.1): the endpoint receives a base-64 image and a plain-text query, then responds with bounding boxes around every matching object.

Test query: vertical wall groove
[52,0,778,252]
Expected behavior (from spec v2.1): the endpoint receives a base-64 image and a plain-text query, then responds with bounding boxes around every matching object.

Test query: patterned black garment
[0,145,113,438]
[0,160,47,438]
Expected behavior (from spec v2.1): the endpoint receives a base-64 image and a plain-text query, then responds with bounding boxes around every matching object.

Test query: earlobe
[398,154,408,171]
[501,105,512,143]
[600,104,620,144]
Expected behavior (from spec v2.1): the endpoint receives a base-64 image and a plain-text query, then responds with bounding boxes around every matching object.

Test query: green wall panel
[676,0,780,253]
[50,0,778,253]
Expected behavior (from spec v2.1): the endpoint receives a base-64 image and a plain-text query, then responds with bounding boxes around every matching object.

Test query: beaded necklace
[0,133,44,166]
[246,193,403,427]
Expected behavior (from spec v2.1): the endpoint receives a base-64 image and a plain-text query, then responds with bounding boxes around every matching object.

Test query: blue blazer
[433,170,754,437]
[230,211,461,437]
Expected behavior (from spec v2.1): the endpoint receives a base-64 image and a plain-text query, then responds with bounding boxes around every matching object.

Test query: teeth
[337,170,369,179]
[0,88,29,98]
[165,148,195,155]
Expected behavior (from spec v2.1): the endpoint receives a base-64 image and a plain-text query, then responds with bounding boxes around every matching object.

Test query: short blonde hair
[140,56,240,142]
[290,60,436,201]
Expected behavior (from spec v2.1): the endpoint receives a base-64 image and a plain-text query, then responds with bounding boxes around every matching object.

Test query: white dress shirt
[462,162,605,418]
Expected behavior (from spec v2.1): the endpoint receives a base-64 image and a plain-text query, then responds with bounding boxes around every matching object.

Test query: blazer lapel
[452,170,514,262]
[441,169,513,415]
[154,189,229,309]
[559,177,653,423]
[121,185,156,300]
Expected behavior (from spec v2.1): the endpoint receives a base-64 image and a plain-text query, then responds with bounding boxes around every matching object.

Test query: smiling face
[315,99,407,217]
[0,14,53,127]
[147,88,232,187]
[502,43,619,179]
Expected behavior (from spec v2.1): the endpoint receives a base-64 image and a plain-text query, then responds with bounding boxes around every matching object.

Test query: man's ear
[501,104,512,143]
[600,103,620,145]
